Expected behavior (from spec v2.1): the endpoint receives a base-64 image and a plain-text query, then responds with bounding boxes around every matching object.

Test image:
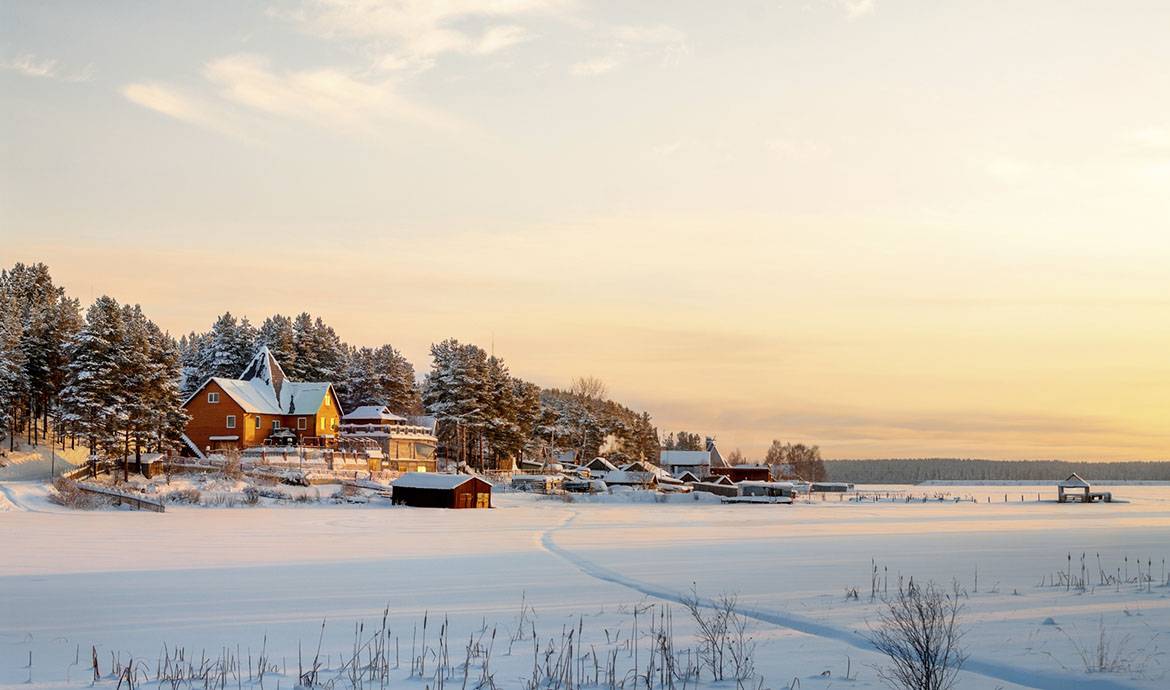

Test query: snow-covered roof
[603,470,658,485]
[183,347,338,417]
[1059,473,1090,488]
[391,473,492,490]
[659,450,711,467]
[585,457,618,472]
[343,405,406,423]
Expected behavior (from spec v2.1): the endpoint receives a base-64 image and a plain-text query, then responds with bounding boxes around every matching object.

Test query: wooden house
[659,450,711,478]
[391,473,492,509]
[181,347,343,456]
[709,465,772,482]
[339,406,438,472]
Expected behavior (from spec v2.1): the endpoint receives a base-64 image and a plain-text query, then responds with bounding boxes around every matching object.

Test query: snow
[1,482,1169,690]
[390,472,489,490]
[341,405,405,422]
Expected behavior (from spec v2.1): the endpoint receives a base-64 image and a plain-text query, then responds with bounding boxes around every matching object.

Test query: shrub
[867,579,966,690]
[164,488,203,504]
[48,477,109,510]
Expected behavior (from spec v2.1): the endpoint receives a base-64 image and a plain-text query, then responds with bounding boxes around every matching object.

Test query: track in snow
[539,511,1137,690]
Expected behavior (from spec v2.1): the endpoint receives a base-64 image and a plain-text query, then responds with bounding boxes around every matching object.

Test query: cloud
[122,53,464,139]
[121,82,249,140]
[1,53,94,81]
[204,53,463,133]
[837,0,876,20]
[571,23,688,76]
[570,56,619,76]
[272,0,558,68]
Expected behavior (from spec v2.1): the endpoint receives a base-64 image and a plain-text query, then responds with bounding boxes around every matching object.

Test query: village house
[658,449,711,478]
[180,347,343,456]
[338,406,439,472]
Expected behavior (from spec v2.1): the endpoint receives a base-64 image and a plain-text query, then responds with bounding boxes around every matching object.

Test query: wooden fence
[74,482,166,512]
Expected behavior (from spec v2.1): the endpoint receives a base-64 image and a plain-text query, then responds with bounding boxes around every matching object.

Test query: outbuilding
[391,473,493,509]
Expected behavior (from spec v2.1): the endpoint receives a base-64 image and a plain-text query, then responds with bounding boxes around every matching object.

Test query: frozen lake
[2,482,1168,689]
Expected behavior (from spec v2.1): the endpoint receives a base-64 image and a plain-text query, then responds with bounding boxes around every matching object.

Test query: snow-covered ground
[1,482,1168,689]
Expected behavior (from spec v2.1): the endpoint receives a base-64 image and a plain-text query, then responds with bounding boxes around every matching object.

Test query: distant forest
[825,458,1170,483]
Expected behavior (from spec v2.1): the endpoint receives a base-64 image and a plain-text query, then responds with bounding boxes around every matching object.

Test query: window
[225,415,236,429]
[272,420,280,430]
[297,417,307,430]
[324,396,330,408]
[208,392,220,404]
[254,416,261,430]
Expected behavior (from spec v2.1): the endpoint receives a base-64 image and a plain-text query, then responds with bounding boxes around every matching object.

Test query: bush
[48,477,109,510]
[164,488,203,504]
[867,579,966,690]
[243,487,260,505]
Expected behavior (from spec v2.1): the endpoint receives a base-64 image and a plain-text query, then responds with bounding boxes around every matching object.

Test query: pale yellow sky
[4,2,1170,459]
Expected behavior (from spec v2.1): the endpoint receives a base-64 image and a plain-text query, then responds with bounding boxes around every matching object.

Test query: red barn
[390,473,493,509]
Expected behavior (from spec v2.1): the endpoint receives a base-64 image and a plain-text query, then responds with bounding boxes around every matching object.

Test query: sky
[4,1,1170,460]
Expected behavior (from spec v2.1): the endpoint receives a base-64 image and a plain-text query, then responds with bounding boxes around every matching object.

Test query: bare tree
[569,375,608,400]
[867,579,967,690]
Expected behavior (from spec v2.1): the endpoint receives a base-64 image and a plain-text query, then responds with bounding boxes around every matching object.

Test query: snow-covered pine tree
[197,312,256,381]
[291,312,319,380]
[257,314,297,374]
[119,304,154,479]
[145,322,188,454]
[310,317,346,382]
[0,262,80,447]
[177,331,210,397]
[59,296,129,464]
[0,286,28,451]
[372,344,419,415]
[337,346,379,410]
[423,339,490,468]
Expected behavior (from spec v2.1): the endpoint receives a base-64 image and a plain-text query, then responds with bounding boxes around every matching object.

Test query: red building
[181,347,343,455]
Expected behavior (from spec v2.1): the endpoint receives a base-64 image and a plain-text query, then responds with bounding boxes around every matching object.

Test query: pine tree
[291,312,319,380]
[59,296,129,464]
[257,314,297,373]
[0,287,28,451]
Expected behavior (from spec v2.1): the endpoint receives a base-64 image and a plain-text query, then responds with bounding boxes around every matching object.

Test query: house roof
[183,346,338,417]
[585,457,618,472]
[659,450,710,466]
[343,405,406,422]
[1059,473,1090,487]
[391,473,492,490]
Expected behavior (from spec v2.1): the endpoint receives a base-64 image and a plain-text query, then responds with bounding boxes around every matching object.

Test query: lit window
[208,392,220,404]
[225,415,236,429]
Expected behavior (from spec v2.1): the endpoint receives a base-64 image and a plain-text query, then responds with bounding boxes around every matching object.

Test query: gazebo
[1057,473,1092,503]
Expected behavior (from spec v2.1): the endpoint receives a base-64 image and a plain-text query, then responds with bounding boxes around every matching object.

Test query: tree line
[178,311,420,415]
[824,458,1170,483]
[0,263,187,477]
[421,339,660,469]
[1,262,670,471]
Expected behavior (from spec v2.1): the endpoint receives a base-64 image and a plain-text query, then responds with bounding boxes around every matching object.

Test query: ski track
[539,511,1137,690]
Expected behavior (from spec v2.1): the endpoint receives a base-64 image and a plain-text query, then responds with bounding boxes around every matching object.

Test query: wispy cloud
[1,53,94,81]
[570,55,619,76]
[836,0,876,20]
[571,23,688,76]
[121,82,249,140]
[122,53,464,139]
[272,0,560,70]
[205,53,464,133]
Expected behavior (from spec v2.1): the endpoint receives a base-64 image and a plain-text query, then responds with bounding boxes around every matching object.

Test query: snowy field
[2,482,1169,690]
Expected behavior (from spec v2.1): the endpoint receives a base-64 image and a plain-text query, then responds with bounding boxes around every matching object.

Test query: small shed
[391,473,493,509]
